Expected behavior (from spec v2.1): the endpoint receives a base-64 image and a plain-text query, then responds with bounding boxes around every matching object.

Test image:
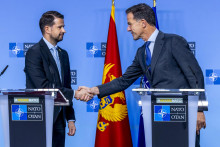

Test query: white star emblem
[12,46,22,55]
[158,109,167,118]
[90,100,99,110]
[209,72,218,82]
[15,108,24,118]
[89,45,99,55]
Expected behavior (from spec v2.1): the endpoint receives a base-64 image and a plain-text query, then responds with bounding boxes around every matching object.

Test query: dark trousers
[195,134,200,147]
[52,110,66,147]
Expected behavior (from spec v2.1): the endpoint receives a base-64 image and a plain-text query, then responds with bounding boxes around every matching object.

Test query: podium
[0,89,69,147]
[132,89,208,147]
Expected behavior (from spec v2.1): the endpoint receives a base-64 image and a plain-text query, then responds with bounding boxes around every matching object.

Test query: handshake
[74,86,100,102]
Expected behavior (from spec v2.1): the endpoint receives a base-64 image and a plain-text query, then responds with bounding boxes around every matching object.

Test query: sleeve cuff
[68,120,75,122]
[73,90,75,98]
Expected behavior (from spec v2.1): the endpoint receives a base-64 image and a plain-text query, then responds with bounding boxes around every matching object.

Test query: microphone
[0,65,9,77]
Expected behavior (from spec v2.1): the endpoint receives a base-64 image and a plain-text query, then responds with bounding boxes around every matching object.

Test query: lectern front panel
[8,95,46,147]
[151,95,188,147]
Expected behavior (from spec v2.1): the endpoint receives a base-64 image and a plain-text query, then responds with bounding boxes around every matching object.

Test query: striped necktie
[145,41,151,67]
[143,41,151,89]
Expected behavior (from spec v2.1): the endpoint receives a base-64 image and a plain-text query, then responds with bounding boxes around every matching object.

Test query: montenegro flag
[95,2,133,147]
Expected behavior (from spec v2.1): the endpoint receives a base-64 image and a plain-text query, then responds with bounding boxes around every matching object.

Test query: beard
[56,34,64,42]
[51,33,64,43]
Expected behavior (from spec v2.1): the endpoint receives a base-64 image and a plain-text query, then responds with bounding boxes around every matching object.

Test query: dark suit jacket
[25,38,75,124]
[97,31,204,98]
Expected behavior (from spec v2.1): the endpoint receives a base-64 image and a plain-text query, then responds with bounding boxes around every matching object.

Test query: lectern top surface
[0,89,69,106]
[132,88,205,92]
[0,89,59,95]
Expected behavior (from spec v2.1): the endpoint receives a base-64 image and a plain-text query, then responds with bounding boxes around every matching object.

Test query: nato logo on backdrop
[86,42,106,57]
[9,43,24,57]
[9,43,35,57]
[206,69,220,85]
[87,96,100,112]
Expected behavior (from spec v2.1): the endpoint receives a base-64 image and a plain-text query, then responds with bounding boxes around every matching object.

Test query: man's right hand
[76,86,100,102]
[196,111,206,135]
[78,86,100,95]
[74,88,93,102]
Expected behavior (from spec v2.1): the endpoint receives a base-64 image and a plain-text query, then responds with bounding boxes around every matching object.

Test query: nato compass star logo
[158,109,167,118]
[89,45,100,55]
[89,100,99,110]
[87,97,99,112]
[12,46,21,55]
[12,46,22,55]
[9,43,24,57]
[206,69,220,85]
[15,108,24,118]
[209,72,218,82]
[86,42,106,57]
[154,105,170,121]
[12,105,27,120]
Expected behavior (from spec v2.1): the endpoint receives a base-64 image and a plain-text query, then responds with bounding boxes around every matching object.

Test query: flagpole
[153,0,156,7]
[112,0,114,6]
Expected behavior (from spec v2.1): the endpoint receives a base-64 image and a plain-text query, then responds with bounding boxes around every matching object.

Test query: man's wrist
[74,90,78,98]
[92,87,100,95]
[73,90,76,98]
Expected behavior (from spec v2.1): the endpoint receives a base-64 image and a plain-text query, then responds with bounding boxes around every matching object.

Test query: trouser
[52,109,66,147]
[195,133,200,147]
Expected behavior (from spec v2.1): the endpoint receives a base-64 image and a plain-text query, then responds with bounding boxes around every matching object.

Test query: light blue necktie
[51,46,62,82]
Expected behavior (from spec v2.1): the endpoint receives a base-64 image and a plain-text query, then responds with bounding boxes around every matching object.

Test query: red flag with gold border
[95,2,133,147]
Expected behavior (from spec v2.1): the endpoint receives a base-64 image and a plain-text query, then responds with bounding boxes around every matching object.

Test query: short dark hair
[126,3,156,26]
[39,11,64,34]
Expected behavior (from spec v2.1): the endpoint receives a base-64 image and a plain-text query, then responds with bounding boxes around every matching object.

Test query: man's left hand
[196,112,206,135]
[67,121,76,136]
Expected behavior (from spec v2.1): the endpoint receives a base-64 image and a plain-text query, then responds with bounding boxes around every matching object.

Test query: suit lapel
[151,31,165,76]
[39,39,61,84]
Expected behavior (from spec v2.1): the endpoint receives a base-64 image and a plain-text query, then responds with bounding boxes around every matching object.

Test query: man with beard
[25,11,91,147]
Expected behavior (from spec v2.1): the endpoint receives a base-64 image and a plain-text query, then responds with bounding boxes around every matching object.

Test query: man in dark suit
[25,11,90,147]
[79,3,206,147]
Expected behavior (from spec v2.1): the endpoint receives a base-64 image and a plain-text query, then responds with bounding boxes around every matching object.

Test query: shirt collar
[148,28,159,42]
[43,37,58,50]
